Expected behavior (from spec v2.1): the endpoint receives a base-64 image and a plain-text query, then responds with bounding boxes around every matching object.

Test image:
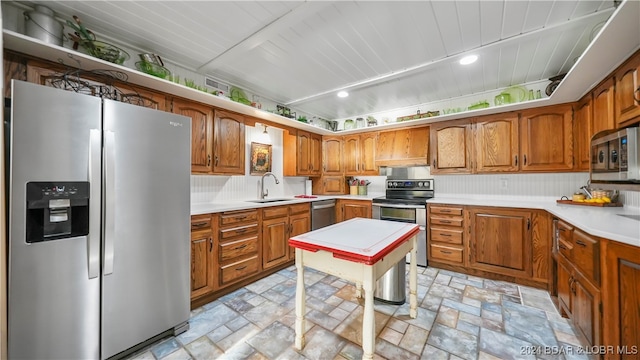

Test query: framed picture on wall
[250,142,272,175]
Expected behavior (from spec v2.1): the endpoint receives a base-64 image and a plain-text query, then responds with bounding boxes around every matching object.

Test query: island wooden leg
[355,282,363,298]
[294,249,306,350]
[361,265,375,359]
[409,235,418,319]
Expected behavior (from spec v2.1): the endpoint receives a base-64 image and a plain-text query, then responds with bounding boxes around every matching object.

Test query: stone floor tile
[218,288,251,303]
[481,302,502,314]
[503,299,547,319]
[128,350,155,360]
[479,327,536,360]
[427,323,478,360]
[428,283,464,301]
[481,308,503,322]
[306,295,337,314]
[307,282,340,301]
[335,284,359,302]
[399,324,429,355]
[373,301,400,316]
[558,343,591,360]
[205,325,233,343]
[442,298,482,316]
[246,294,268,307]
[435,305,459,328]
[246,321,295,359]
[245,273,287,294]
[326,295,344,307]
[462,296,482,308]
[218,341,256,359]
[331,279,348,289]
[262,288,294,304]
[451,277,484,289]
[329,306,352,321]
[421,295,442,312]
[503,303,559,348]
[554,330,582,346]
[521,292,557,313]
[457,320,480,336]
[459,311,483,327]
[338,299,358,312]
[226,316,250,332]
[434,273,452,285]
[276,347,307,360]
[379,326,404,345]
[450,355,468,360]
[183,336,223,360]
[301,326,348,360]
[151,338,181,359]
[307,308,342,330]
[548,318,575,334]
[478,351,504,360]
[243,299,291,328]
[374,339,419,360]
[439,269,468,279]
[177,304,239,345]
[159,348,192,360]
[393,305,436,331]
[502,295,522,304]
[464,286,502,304]
[215,322,260,352]
[449,280,467,290]
[482,318,504,333]
[224,297,254,314]
[483,280,520,297]
[421,344,449,360]
[386,318,409,334]
[337,342,364,360]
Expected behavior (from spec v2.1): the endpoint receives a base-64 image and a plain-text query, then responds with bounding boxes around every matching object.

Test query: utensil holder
[358,186,367,195]
[349,186,358,195]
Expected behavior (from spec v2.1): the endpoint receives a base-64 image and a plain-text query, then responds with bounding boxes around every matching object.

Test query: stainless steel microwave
[591,127,640,183]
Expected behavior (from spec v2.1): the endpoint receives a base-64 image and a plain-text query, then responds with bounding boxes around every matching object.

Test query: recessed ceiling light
[337,91,349,98]
[459,55,478,65]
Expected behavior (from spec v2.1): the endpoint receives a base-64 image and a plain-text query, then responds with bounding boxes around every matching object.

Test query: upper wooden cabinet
[592,78,615,135]
[285,131,322,176]
[430,119,473,174]
[375,126,429,167]
[322,136,343,175]
[213,110,245,175]
[172,98,214,174]
[575,95,592,171]
[519,104,574,172]
[344,133,378,176]
[474,113,519,173]
[614,50,640,127]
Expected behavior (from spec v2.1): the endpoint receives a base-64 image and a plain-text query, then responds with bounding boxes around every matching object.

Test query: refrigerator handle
[88,129,101,279]
[104,131,116,275]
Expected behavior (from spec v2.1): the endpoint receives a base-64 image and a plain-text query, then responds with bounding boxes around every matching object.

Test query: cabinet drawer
[558,238,573,260]
[572,230,599,284]
[219,236,258,262]
[219,223,258,240]
[430,227,463,245]
[430,216,463,227]
[191,214,211,231]
[220,256,259,285]
[430,206,463,216]
[430,244,464,264]
[262,206,288,219]
[557,220,573,245]
[220,210,258,226]
[289,203,310,215]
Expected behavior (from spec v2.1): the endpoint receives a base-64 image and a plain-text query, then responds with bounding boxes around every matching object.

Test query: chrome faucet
[260,172,280,199]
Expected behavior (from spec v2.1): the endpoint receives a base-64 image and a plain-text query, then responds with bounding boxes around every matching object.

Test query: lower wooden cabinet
[217,209,259,287]
[469,207,532,278]
[336,199,371,222]
[428,204,466,266]
[190,214,216,300]
[262,204,310,269]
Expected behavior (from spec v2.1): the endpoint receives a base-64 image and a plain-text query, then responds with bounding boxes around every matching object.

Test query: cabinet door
[309,133,322,176]
[343,135,360,175]
[475,113,519,172]
[520,105,574,172]
[297,131,312,174]
[614,51,640,126]
[573,271,601,347]
[213,110,245,174]
[469,207,532,278]
[375,126,429,167]
[557,256,573,317]
[360,132,378,175]
[172,98,213,174]
[262,217,290,269]
[120,85,167,111]
[575,96,592,171]
[191,230,215,299]
[592,78,615,134]
[323,136,343,175]
[430,120,473,174]
[340,200,371,222]
[321,176,345,194]
[289,212,310,260]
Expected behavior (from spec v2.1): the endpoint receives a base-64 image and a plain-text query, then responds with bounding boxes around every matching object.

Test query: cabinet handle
[235,265,247,271]
[289,224,293,235]
[527,218,531,230]
[207,155,211,166]
[439,220,452,224]
[235,228,248,233]
[559,244,568,250]
[440,233,452,237]
[234,244,247,250]
[440,250,452,254]
[235,216,247,220]
[209,237,213,252]
[515,155,518,166]
[310,163,313,170]
[440,209,451,213]
[575,240,587,247]
[215,155,219,166]
[634,86,640,102]
[432,159,437,168]
[524,154,527,166]
[192,222,208,228]
[570,277,577,295]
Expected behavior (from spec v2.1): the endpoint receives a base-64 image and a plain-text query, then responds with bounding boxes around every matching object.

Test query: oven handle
[372,203,425,209]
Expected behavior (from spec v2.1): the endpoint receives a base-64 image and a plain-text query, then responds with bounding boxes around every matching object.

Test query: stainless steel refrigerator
[7,80,191,359]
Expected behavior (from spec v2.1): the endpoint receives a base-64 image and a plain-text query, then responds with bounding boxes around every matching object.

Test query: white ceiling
[13,0,622,120]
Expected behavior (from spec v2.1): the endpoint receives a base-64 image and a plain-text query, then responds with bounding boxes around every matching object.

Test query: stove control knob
[418,182,423,187]
[392,182,398,187]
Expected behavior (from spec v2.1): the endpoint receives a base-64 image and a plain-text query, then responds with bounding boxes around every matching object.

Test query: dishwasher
[311,199,336,230]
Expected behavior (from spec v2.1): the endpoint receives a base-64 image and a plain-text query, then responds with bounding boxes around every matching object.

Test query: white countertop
[427,196,640,248]
[190,193,381,215]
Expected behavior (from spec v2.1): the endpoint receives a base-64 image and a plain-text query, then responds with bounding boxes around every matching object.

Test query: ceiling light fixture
[337,91,349,98]
[459,55,478,65]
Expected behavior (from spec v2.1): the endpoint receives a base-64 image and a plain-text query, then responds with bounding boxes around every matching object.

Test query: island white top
[288,218,419,265]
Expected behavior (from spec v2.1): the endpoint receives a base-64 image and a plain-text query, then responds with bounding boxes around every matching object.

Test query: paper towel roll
[305,180,312,195]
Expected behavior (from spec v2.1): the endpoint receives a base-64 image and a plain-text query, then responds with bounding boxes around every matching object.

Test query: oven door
[372,203,427,267]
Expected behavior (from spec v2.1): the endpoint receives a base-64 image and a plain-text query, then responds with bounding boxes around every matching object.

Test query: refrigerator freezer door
[8,81,102,359]
[101,99,191,358]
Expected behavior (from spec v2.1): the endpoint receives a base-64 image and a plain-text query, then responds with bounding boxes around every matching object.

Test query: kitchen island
[288,218,420,359]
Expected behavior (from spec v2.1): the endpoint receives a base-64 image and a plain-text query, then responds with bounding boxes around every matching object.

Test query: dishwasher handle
[312,203,335,210]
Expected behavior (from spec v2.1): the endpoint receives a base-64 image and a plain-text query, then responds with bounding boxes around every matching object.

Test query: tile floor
[126,266,590,360]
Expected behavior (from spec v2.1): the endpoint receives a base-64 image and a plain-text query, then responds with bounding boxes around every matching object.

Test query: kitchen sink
[246,198,291,203]
[617,214,640,221]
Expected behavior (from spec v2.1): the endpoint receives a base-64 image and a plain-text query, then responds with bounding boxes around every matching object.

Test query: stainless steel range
[372,174,434,267]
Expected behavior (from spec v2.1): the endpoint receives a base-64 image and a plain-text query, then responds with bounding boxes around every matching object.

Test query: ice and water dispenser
[25,182,90,242]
